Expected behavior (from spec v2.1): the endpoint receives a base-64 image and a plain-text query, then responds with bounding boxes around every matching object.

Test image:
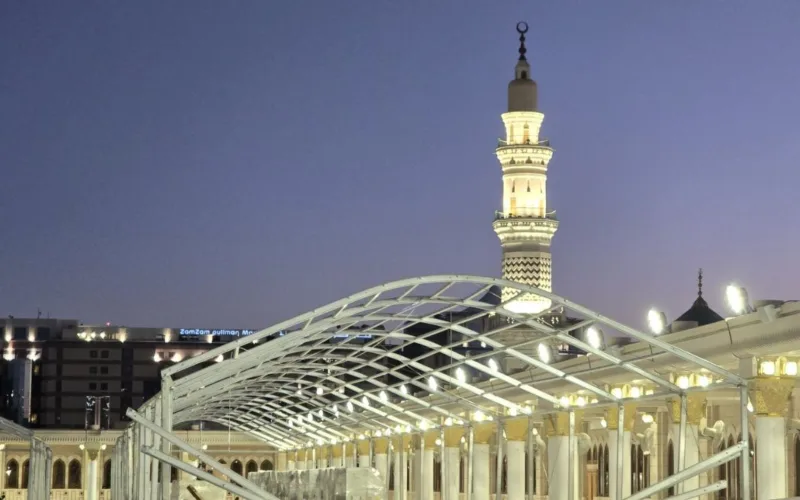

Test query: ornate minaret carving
[494,22,559,314]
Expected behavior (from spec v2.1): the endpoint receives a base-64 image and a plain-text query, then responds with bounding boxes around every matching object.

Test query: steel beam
[663,480,727,500]
[626,443,745,500]
[126,408,275,500]
[141,446,265,500]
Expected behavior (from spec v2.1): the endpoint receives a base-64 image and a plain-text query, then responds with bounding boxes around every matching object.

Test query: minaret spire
[494,23,557,314]
[517,21,528,61]
[698,268,704,298]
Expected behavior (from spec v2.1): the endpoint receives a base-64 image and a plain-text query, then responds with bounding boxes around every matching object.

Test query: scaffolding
[112,275,752,500]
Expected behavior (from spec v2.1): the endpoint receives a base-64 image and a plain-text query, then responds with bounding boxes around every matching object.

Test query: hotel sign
[178,329,256,337]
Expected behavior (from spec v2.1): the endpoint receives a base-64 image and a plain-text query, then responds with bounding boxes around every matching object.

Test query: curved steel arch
[145,275,744,450]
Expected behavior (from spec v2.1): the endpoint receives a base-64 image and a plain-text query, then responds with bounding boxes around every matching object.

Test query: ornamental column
[751,377,794,500]
[277,451,287,471]
[358,440,371,468]
[374,437,389,483]
[422,431,437,500]
[86,450,100,500]
[443,427,463,500]
[505,417,529,500]
[316,446,327,468]
[392,435,410,500]
[546,412,582,500]
[606,405,635,500]
[345,443,356,468]
[473,423,495,500]
[287,451,296,470]
[667,396,706,493]
[331,444,343,468]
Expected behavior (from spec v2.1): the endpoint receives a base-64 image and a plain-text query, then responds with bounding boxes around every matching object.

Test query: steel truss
[0,416,53,500]
[115,275,752,500]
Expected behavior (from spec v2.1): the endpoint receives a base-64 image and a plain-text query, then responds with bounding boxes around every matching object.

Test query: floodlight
[455,367,467,383]
[380,390,388,402]
[537,343,552,364]
[726,284,752,315]
[487,358,500,372]
[647,309,667,335]
[585,326,603,349]
[428,376,438,391]
[400,384,408,395]
[346,401,354,412]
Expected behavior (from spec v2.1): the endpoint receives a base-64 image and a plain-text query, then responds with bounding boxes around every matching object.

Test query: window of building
[100,383,108,391]
[89,383,97,390]
[101,350,109,359]
[90,366,98,375]
[100,366,108,375]
[13,327,26,340]
[36,327,51,340]
[90,350,98,359]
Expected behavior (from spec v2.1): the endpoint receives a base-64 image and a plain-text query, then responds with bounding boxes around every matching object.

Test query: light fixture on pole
[585,326,604,350]
[647,309,667,335]
[537,343,552,364]
[725,284,753,315]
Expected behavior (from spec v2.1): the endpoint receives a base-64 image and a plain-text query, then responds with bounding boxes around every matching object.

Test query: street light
[647,309,667,335]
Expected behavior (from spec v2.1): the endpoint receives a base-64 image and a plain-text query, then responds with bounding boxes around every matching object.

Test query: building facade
[0,317,266,429]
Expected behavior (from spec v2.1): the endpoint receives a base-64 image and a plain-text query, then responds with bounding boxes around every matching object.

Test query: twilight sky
[1,1,799,331]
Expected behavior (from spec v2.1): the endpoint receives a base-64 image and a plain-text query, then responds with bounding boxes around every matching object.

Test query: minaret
[493,22,559,314]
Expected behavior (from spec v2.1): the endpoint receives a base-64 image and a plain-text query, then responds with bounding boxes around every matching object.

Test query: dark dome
[673,296,724,326]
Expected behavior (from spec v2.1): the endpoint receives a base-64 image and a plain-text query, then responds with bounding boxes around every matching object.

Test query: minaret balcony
[497,138,550,148]
[494,210,557,222]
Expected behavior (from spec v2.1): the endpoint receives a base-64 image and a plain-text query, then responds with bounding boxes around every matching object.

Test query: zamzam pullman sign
[178,328,255,337]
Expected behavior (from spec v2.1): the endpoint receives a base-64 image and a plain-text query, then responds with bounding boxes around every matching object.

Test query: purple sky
[2,2,799,331]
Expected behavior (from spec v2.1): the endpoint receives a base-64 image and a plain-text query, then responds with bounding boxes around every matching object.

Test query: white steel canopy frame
[120,275,751,500]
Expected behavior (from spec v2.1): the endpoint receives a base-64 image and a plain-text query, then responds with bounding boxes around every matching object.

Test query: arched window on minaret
[509,124,515,143]
[523,124,530,144]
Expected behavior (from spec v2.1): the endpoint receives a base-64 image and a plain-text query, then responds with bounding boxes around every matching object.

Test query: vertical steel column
[415,434,424,500]
[615,405,624,500]
[161,376,174,500]
[150,397,162,500]
[568,411,575,500]
[466,425,474,500]
[740,385,751,500]
[127,427,135,499]
[135,422,145,498]
[678,394,688,494]
[495,419,504,500]
[399,435,406,500]
[439,425,447,500]
[370,436,375,470]
[386,436,394,500]
[526,418,534,500]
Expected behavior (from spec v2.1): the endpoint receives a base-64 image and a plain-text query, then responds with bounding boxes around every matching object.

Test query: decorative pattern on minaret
[493,23,559,314]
